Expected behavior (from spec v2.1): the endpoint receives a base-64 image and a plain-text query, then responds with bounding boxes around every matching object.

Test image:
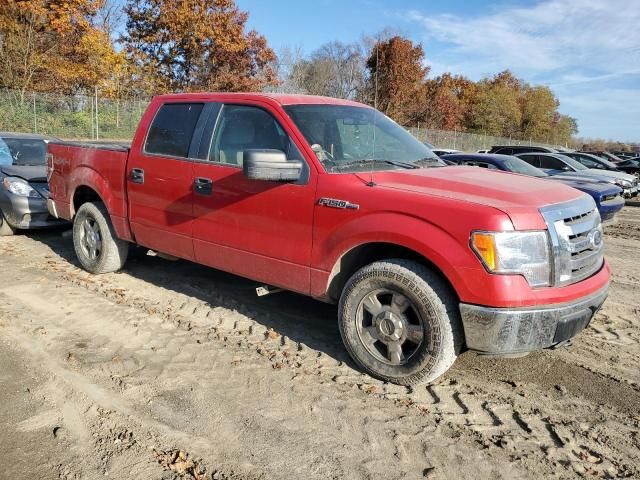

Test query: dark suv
[488,145,557,155]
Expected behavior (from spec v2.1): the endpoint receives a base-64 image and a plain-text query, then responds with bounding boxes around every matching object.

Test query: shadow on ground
[26,227,351,365]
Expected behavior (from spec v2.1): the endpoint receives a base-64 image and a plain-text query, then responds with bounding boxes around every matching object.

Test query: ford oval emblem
[589,229,602,248]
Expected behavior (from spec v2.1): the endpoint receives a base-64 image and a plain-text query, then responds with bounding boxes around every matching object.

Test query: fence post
[95,86,100,141]
[32,93,37,133]
[453,128,457,149]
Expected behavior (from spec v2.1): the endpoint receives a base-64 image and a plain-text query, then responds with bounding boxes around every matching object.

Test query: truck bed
[47,140,132,240]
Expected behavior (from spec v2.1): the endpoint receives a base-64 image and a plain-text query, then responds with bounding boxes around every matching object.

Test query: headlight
[614,179,631,188]
[3,177,42,198]
[471,231,551,287]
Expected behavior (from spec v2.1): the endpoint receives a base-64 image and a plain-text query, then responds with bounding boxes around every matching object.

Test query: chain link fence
[1,88,566,151]
[408,126,563,152]
[0,88,148,140]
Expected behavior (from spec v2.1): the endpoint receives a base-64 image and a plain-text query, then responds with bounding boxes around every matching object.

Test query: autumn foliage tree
[422,73,477,130]
[0,0,120,98]
[122,0,277,93]
[364,36,429,125]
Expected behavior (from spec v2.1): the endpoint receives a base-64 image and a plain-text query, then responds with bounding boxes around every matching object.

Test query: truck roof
[152,92,370,108]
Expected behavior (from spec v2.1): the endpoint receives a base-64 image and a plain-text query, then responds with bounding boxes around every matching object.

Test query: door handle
[194,177,213,195]
[130,168,144,184]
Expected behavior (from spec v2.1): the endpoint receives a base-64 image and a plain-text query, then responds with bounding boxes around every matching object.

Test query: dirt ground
[0,207,639,480]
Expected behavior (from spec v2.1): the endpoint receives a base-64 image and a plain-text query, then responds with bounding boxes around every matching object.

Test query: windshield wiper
[334,158,420,171]
[414,157,444,167]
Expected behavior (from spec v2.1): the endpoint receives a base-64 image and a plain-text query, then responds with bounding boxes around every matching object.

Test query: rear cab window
[145,103,204,158]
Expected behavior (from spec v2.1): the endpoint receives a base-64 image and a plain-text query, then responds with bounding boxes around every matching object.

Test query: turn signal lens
[471,233,496,270]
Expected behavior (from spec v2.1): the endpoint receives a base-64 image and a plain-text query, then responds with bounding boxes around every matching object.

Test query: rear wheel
[0,210,16,236]
[73,202,128,273]
[338,259,463,385]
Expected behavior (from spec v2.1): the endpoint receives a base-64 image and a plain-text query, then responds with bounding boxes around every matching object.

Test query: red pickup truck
[47,93,610,385]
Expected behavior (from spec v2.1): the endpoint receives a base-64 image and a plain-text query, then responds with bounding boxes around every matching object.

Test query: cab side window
[539,156,565,170]
[209,105,302,167]
[145,103,204,158]
[519,154,540,168]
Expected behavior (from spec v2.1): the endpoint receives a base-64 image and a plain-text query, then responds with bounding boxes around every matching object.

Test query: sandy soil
[0,207,638,480]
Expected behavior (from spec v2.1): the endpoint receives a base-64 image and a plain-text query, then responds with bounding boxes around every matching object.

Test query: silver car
[0,132,68,235]
[516,152,639,198]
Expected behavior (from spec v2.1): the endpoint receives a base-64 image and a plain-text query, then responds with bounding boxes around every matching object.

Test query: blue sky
[237,0,640,142]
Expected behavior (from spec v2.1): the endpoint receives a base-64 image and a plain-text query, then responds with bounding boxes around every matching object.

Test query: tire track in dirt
[1,233,639,478]
[0,257,515,479]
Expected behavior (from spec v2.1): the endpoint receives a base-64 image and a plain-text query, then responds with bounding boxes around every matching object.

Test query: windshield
[557,154,587,171]
[0,137,47,166]
[283,105,444,172]
[501,156,548,177]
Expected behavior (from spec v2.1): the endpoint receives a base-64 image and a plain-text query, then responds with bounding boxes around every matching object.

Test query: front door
[126,102,204,260]
[191,102,317,294]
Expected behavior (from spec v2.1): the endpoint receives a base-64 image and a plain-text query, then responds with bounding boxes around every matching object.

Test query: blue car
[442,153,624,224]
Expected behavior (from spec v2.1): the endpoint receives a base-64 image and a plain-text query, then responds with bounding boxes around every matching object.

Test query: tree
[0,0,120,98]
[521,85,558,141]
[469,70,523,137]
[286,41,365,99]
[364,35,429,125]
[553,114,578,145]
[422,73,477,130]
[122,0,278,92]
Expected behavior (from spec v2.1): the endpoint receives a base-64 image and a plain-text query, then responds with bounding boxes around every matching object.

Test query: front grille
[540,196,604,286]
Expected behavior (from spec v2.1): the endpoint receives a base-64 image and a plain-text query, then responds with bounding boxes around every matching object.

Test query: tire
[73,202,129,274]
[338,259,463,385]
[0,210,16,236]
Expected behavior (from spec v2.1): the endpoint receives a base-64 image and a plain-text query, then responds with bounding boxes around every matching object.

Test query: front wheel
[73,202,129,274]
[338,259,463,385]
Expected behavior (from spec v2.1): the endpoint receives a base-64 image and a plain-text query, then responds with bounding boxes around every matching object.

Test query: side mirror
[243,149,302,182]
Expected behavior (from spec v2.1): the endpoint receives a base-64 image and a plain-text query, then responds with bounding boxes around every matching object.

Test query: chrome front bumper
[459,284,609,355]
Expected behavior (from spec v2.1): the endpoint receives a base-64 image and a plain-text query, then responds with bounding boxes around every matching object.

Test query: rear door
[126,102,207,260]
[190,102,317,294]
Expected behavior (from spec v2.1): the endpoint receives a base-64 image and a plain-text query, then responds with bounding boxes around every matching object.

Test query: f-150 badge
[318,197,359,210]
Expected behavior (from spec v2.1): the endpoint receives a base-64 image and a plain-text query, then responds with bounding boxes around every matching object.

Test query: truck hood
[371,166,584,230]
[0,164,47,183]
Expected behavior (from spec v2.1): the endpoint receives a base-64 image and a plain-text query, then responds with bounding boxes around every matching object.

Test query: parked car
[615,158,640,175]
[477,149,489,153]
[431,148,461,157]
[0,132,67,235]
[516,152,639,198]
[488,145,557,155]
[581,151,626,164]
[442,153,624,223]
[611,151,639,161]
[562,151,640,177]
[47,92,610,385]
